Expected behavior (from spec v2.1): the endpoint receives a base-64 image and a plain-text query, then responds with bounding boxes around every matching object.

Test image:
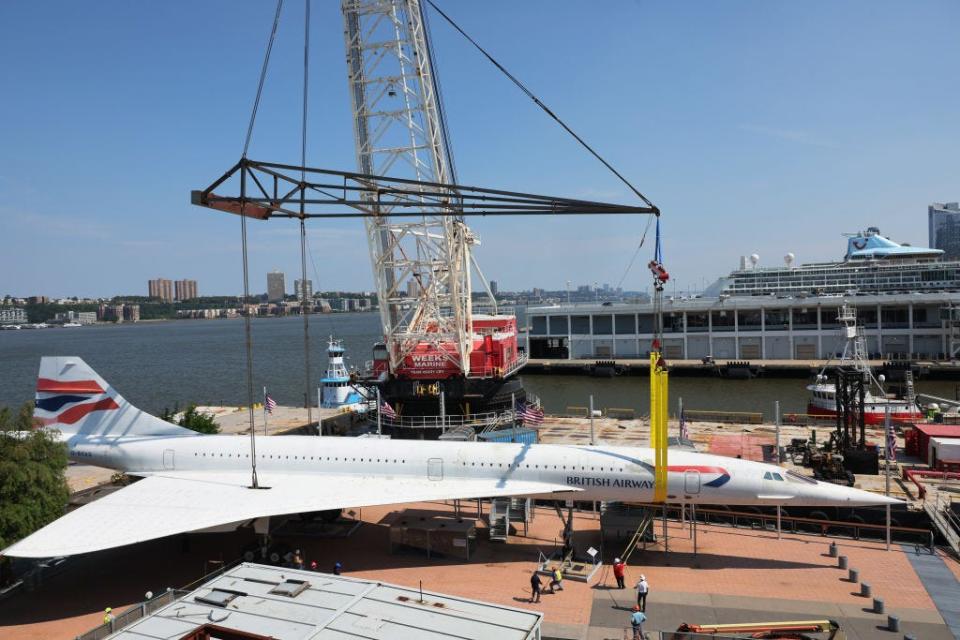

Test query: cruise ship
[525,228,960,362]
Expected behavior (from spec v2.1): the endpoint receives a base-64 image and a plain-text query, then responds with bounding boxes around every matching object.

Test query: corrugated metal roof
[914,424,960,437]
[107,563,541,640]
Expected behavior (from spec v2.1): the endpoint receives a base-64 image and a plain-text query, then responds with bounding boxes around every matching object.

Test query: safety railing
[377,411,506,431]
[374,395,542,432]
[623,502,934,549]
[74,558,240,640]
[467,350,529,379]
[75,589,189,640]
[683,409,763,424]
[931,491,960,556]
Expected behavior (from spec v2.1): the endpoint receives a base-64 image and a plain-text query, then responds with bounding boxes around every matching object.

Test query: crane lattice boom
[343,0,475,377]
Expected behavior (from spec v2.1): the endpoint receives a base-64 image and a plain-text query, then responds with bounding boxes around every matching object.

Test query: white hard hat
[614,557,621,563]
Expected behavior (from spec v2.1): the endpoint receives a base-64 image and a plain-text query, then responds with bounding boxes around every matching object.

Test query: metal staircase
[489,497,535,542]
[924,493,960,557]
[489,497,511,542]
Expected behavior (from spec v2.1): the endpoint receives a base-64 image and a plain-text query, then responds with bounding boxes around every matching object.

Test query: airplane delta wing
[2,471,580,558]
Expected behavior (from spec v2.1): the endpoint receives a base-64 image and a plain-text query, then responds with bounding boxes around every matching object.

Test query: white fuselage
[62,433,892,508]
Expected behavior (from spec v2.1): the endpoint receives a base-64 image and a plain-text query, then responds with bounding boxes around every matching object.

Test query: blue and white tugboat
[319,338,368,413]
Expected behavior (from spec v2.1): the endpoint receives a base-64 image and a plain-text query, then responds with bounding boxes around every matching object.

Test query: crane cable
[299,0,313,424]
[238,0,283,488]
[424,0,658,213]
[615,216,656,291]
[243,0,284,158]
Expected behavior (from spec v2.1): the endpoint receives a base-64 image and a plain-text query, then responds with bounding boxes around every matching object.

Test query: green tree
[160,404,220,434]
[0,404,70,550]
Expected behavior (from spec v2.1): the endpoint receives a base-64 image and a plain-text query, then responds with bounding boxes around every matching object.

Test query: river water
[3,314,958,417]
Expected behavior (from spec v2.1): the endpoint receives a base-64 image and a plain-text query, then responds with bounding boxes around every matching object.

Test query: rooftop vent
[195,588,245,608]
[269,579,310,598]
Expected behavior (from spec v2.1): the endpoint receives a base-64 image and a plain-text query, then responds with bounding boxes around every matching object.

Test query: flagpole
[376,387,382,436]
[589,394,595,446]
[678,396,683,438]
[774,400,781,464]
[440,387,446,433]
[263,386,269,436]
[885,405,891,551]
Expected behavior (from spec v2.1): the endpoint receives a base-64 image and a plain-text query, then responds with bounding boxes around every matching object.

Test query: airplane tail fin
[35,357,195,437]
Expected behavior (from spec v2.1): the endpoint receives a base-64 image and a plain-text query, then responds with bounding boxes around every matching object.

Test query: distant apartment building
[54,311,97,325]
[28,296,49,304]
[97,303,140,323]
[341,298,365,312]
[0,308,27,324]
[175,279,198,301]
[267,271,286,302]
[490,280,499,296]
[929,202,960,259]
[294,278,313,301]
[98,304,125,322]
[177,308,233,319]
[407,279,419,298]
[148,278,174,302]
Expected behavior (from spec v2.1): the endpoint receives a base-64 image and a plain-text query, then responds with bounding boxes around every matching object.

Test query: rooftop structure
[714,227,957,298]
[102,562,542,640]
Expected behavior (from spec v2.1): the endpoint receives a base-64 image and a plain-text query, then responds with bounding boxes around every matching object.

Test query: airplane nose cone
[843,487,903,507]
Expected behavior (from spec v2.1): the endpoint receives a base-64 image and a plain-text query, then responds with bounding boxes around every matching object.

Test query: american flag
[517,400,544,426]
[264,393,277,414]
[679,407,688,441]
[380,400,397,420]
[886,422,897,463]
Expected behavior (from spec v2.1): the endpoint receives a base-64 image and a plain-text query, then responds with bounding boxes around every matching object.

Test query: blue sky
[1,1,957,298]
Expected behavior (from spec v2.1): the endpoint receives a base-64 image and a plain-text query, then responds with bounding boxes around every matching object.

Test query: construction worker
[529,571,542,603]
[548,566,563,593]
[612,557,626,589]
[630,605,647,639]
[103,607,115,625]
[635,574,649,611]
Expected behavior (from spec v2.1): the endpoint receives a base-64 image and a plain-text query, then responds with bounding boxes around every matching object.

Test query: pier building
[527,229,960,362]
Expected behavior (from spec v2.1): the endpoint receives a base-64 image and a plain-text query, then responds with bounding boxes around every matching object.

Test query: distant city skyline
[1,2,957,298]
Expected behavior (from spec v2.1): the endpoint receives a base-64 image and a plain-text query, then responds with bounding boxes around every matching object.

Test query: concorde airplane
[2,357,898,558]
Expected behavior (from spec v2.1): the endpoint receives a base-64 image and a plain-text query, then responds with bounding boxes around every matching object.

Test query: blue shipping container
[477,427,538,445]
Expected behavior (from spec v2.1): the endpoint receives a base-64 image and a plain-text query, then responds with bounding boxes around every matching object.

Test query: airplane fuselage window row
[186,451,623,473]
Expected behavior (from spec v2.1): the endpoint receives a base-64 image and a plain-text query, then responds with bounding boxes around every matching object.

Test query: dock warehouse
[87,562,543,640]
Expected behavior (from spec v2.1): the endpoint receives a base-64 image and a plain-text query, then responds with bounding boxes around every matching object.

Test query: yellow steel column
[659,367,669,499]
[651,352,668,503]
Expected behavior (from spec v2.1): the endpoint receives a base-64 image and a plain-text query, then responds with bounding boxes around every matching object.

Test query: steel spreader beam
[191,158,658,220]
